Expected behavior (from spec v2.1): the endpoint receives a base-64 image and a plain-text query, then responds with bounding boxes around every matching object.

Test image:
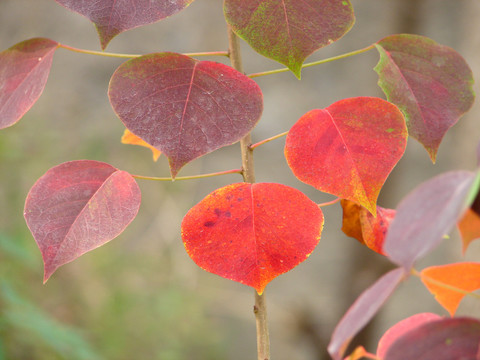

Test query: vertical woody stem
[227,24,270,360]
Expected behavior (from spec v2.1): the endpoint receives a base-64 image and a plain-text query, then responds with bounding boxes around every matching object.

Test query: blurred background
[1,0,479,359]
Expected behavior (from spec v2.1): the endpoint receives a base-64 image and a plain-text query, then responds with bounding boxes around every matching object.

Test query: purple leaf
[0,38,58,129]
[327,267,406,360]
[54,0,195,49]
[24,160,141,282]
[384,171,476,269]
[108,52,263,178]
[375,34,475,162]
[383,317,480,360]
[224,0,355,78]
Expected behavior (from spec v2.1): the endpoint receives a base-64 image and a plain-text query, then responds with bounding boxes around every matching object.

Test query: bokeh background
[1,0,480,359]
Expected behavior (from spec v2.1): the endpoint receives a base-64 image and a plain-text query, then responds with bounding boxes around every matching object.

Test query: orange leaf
[341,199,395,255]
[420,262,480,316]
[458,209,480,254]
[121,129,161,161]
[181,182,324,294]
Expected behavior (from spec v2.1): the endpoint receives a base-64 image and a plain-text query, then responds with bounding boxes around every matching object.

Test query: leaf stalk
[248,44,376,78]
[131,168,242,181]
[59,43,229,59]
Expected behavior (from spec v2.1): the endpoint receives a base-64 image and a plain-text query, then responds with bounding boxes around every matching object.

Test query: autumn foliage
[1,0,480,359]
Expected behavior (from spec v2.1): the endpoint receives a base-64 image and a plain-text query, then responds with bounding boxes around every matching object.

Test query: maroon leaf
[54,0,195,49]
[327,267,406,360]
[224,0,355,78]
[382,317,480,360]
[384,171,476,270]
[375,34,475,162]
[376,313,442,358]
[0,38,58,129]
[24,160,141,282]
[108,52,263,178]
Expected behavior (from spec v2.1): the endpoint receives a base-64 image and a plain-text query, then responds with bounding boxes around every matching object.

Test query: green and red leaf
[54,0,195,49]
[181,182,323,294]
[0,38,58,129]
[420,262,480,316]
[341,199,395,255]
[224,0,355,78]
[24,160,141,283]
[285,97,407,215]
[374,34,475,162]
[109,52,263,178]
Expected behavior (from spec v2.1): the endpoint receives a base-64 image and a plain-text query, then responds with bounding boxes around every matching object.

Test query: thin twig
[248,44,376,78]
[131,168,242,181]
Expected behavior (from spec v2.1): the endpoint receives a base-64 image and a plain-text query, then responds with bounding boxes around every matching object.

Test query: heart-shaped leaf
[384,171,476,270]
[224,0,355,78]
[341,199,395,255]
[181,182,323,294]
[285,97,407,215]
[54,0,195,49]
[24,160,141,282]
[109,52,263,178]
[376,313,442,359]
[121,129,162,161]
[0,38,58,129]
[375,34,475,162]
[420,262,480,316]
[328,267,406,360]
[382,317,480,360]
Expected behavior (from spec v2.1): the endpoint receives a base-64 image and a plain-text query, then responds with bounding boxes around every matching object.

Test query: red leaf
[375,34,475,162]
[376,313,442,359]
[54,0,194,49]
[384,171,476,270]
[285,97,407,215]
[327,267,406,360]
[420,263,480,316]
[0,38,58,129]
[224,0,355,78]
[341,199,395,255]
[109,52,263,178]
[381,317,480,360]
[24,160,141,283]
[181,182,323,294]
[121,128,162,161]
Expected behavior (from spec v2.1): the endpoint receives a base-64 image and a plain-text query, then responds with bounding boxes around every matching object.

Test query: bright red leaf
[285,97,407,215]
[121,128,162,161]
[109,52,263,178]
[328,267,406,360]
[376,313,442,359]
[384,171,476,270]
[0,38,58,129]
[341,199,395,255]
[375,34,475,162]
[54,0,195,49]
[381,317,480,360]
[224,0,355,78]
[420,262,480,316]
[24,160,141,283]
[181,182,323,294]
